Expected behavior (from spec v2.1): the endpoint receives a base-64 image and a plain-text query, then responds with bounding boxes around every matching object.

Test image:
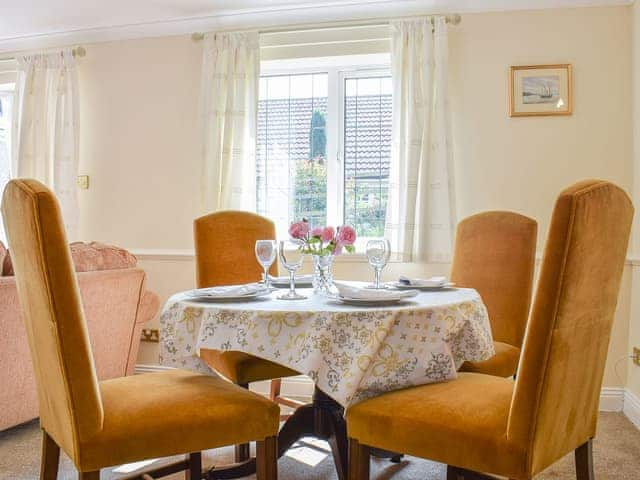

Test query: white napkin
[334,282,417,300]
[398,275,447,287]
[269,274,314,284]
[186,283,265,298]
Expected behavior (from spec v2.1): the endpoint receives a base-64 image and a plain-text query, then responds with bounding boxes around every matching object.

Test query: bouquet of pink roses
[288,219,356,256]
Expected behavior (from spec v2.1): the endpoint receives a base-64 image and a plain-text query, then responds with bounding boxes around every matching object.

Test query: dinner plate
[332,295,415,306]
[183,288,274,302]
[389,281,456,291]
[331,289,418,306]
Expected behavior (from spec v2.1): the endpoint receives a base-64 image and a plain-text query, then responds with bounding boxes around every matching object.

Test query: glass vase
[312,254,335,295]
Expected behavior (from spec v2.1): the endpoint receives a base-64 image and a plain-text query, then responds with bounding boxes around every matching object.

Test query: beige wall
[629,0,640,400]
[73,6,635,390]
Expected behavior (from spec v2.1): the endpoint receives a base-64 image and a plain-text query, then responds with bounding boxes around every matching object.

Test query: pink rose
[337,225,356,245]
[289,220,310,240]
[321,226,335,242]
[310,227,323,237]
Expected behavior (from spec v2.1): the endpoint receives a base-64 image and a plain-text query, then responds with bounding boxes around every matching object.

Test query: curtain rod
[0,46,86,63]
[191,13,461,41]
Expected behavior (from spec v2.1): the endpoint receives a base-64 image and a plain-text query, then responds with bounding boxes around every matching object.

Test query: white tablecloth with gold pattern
[159,287,494,407]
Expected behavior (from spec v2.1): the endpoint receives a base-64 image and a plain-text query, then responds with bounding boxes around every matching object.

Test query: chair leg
[348,438,370,480]
[256,436,278,480]
[235,383,251,463]
[78,472,99,479]
[575,439,595,480]
[187,452,202,480]
[447,465,461,480]
[40,430,60,480]
[270,379,282,402]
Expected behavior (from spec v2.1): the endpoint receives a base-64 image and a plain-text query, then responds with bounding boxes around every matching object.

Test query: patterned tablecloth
[159,287,495,407]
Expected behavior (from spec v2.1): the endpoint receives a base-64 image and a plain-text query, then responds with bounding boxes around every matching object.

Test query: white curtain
[200,31,259,212]
[385,18,455,262]
[12,49,80,238]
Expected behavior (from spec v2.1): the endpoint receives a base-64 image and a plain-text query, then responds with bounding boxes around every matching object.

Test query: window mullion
[326,68,341,227]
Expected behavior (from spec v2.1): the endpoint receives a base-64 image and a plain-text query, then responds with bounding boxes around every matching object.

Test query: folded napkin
[398,275,447,287]
[186,283,265,298]
[269,274,314,284]
[334,282,417,300]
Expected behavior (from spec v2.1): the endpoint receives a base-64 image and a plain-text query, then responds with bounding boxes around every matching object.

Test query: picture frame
[509,64,573,117]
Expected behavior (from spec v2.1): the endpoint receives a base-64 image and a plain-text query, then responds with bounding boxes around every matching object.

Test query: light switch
[77,175,89,190]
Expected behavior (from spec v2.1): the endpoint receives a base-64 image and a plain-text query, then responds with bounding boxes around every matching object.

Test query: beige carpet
[0,412,638,479]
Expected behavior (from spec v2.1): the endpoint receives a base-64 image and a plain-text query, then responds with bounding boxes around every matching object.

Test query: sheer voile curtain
[200,32,260,212]
[12,49,80,238]
[385,18,456,262]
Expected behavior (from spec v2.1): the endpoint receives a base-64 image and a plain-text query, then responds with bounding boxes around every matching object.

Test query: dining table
[159,284,495,480]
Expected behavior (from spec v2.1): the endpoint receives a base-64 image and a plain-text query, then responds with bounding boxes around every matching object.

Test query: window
[257,59,392,243]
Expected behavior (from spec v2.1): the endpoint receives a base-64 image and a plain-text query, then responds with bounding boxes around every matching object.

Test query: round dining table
[159,286,495,480]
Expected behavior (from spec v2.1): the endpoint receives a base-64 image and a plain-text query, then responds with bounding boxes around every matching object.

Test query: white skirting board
[134,364,639,428]
[623,389,640,430]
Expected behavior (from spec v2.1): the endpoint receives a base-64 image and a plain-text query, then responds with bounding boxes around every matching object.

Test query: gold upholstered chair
[194,210,300,462]
[2,179,279,480]
[346,180,632,480]
[452,211,537,377]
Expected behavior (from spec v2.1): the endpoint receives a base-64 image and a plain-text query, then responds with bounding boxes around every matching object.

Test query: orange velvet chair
[452,212,537,377]
[2,179,279,480]
[194,211,300,461]
[346,180,633,480]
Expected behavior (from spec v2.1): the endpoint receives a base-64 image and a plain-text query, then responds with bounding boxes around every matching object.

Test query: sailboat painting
[522,75,560,104]
[510,64,572,117]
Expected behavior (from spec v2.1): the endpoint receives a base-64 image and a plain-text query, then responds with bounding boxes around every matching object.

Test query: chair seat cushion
[77,369,280,471]
[200,349,299,385]
[346,372,526,479]
[459,341,520,377]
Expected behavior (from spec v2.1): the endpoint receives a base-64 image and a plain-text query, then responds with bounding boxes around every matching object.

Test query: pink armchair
[0,242,160,431]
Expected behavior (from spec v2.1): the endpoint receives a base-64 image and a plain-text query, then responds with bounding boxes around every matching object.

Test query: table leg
[208,387,347,480]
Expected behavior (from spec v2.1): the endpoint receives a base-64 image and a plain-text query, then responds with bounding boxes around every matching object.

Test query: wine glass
[255,240,277,288]
[278,239,307,300]
[366,239,391,289]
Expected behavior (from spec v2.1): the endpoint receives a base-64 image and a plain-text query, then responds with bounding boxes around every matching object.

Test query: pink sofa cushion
[3,241,137,276]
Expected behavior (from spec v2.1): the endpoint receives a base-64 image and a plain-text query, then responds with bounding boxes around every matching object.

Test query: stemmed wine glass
[255,240,277,288]
[278,239,307,300]
[366,239,391,289]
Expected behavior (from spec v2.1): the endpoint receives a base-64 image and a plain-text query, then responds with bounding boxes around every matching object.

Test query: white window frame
[259,56,391,243]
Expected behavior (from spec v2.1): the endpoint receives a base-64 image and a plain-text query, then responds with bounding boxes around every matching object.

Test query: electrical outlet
[634,347,640,367]
[77,175,89,190]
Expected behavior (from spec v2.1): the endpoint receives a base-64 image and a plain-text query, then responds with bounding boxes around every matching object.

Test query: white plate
[331,289,418,306]
[389,281,456,290]
[183,289,273,302]
[333,295,416,306]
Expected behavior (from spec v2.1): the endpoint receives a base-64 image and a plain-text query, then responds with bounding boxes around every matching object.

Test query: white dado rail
[131,249,640,266]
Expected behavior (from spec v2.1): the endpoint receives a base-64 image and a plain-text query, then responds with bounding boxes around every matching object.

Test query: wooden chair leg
[187,452,202,480]
[235,383,251,463]
[348,438,370,480]
[447,465,461,480]
[40,430,60,480]
[256,436,278,480]
[78,472,100,479]
[575,439,595,480]
[270,378,305,420]
[270,379,282,402]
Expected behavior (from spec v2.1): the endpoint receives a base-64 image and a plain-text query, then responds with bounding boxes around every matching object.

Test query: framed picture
[509,64,573,117]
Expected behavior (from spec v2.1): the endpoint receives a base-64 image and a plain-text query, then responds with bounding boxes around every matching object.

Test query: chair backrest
[1,179,103,458]
[450,211,537,347]
[194,210,277,288]
[507,180,633,476]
